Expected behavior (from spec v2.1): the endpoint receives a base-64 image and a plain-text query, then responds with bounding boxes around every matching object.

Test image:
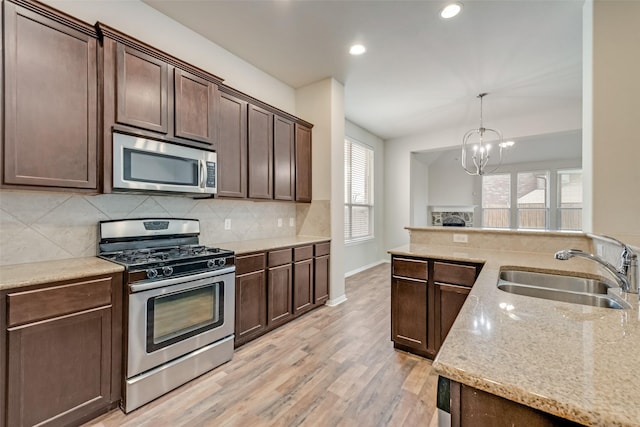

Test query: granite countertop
[0,257,124,291]
[217,235,330,255]
[0,236,330,290]
[389,243,640,427]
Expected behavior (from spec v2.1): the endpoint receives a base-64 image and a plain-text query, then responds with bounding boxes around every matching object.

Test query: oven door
[127,267,234,378]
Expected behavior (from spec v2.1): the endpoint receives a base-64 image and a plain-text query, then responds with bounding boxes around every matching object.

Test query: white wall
[42,0,296,114]
[344,121,386,275]
[296,78,347,305]
[427,150,477,209]
[410,154,429,227]
[588,0,640,246]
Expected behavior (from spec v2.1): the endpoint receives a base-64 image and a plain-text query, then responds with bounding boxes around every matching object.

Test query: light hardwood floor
[85,263,439,427]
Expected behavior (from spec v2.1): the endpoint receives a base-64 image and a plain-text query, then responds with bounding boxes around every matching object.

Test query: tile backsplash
[0,191,299,266]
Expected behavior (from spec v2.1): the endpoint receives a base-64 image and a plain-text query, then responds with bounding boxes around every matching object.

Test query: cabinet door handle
[396,334,422,344]
[393,276,427,283]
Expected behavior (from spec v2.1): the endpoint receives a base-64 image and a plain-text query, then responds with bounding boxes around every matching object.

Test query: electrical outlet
[453,233,468,243]
[289,217,295,227]
[224,219,231,230]
[277,218,283,227]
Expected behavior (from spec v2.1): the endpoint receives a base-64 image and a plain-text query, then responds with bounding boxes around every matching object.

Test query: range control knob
[162,266,173,277]
[215,258,226,267]
[207,259,216,269]
[146,268,158,279]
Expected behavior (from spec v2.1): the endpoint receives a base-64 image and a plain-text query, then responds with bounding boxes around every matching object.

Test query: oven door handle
[130,265,236,293]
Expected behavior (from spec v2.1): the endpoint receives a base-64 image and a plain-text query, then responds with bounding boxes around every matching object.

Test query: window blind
[344,139,374,242]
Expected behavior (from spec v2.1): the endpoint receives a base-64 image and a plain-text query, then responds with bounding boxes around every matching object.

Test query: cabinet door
[6,308,112,427]
[3,1,98,189]
[435,283,471,352]
[174,69,217,146]
[293,259,314,315]
[391,277,428,353]
[314,255,330,305]
[248,104,273,199]
[235,270,267,347]
[295,124,312,202]
[273,115,295,201]
[267,264,293,328]
[217,91,248,198]
[116,43,168,134]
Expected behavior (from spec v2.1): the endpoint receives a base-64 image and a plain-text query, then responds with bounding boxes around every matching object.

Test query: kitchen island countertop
[389,243,640,427]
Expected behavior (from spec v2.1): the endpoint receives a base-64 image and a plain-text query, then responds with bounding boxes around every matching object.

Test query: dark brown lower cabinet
[314,254,330,305]
[448,380,583,427]
[391,256,482,359]
[2,274,122,427]
[234,241,330,348]
[391,277,430,357]
[7,308,112,427]
[293,259,313,315]
[267,264,293,328]
[235,271,267,347]
[293,245,314,315]
[313,242,330,305]
[435,283,471,353]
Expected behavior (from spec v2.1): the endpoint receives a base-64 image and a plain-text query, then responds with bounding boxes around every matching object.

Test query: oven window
[124,149,199,186]
[147,283,224,352]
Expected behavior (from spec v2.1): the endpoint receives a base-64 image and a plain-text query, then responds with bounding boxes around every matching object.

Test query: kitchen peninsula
[389,227,640,427]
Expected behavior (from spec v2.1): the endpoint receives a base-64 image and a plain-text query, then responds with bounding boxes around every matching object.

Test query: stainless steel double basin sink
[497,269,631,309]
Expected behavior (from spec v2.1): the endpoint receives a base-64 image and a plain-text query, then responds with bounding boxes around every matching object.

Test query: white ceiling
[143,0,584,141]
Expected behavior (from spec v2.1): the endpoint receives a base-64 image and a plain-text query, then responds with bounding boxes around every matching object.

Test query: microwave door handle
[200,159,205,189]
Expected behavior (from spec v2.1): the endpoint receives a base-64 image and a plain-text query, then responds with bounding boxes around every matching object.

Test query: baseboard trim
[345,259,389,278]
[326,295,348,307]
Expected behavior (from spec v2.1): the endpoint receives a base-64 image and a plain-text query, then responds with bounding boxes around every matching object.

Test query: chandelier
[461,93,512,176]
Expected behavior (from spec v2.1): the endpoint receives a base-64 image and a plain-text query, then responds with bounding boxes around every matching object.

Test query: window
[558,169,582,231]
[517,171,549,229]
[344,139,374,242]
[481,168,582,231]
[482,174,510,228]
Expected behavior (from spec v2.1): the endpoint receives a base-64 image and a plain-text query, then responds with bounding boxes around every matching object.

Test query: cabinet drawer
[294,245,313,262]
[392,258,428,280]
[433,262,477,287]
[315,242,330,257]
[268,248,292,267]
[236,253,266,275]
[7,277,112,327]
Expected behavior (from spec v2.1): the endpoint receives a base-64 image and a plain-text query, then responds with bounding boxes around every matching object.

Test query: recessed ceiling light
[349,44,366,55]
[440,3,463,19]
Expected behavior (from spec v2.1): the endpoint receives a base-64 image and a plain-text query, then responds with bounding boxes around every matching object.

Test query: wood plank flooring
[85,263,439,427]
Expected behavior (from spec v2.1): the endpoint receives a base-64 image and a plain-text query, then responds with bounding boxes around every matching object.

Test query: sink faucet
[555,248,638,293]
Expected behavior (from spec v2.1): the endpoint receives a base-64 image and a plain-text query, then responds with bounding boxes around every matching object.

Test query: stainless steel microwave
[113,133,216,195]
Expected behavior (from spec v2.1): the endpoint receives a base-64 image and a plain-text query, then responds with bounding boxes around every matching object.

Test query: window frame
[480,168,582,231]
[344,138,374,243]
[557,169,583,231]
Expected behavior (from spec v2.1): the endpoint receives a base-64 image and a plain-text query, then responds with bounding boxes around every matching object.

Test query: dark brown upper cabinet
[116,44,168,134]
[174,69,217,145]
[273,116,295,201]
[247,104,274,199]
[98,23,222,153]
[217,88,248,198]
[295,124,312,202]
[2,0,98,191]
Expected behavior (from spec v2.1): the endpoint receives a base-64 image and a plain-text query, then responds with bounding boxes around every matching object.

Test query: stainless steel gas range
[98,218,235,413]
